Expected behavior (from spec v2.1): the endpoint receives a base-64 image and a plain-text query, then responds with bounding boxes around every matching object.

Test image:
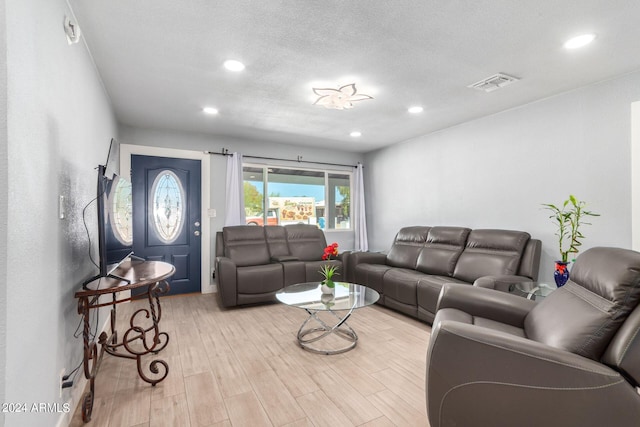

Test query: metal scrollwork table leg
[77,279,171,422]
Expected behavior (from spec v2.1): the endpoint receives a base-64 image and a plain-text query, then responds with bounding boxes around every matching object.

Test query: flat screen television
[83,141,135,287]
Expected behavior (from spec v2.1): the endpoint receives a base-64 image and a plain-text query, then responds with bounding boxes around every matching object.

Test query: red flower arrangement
[322,242,339,260]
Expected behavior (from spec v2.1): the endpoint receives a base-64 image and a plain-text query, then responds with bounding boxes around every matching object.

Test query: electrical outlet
[59,369,66,398]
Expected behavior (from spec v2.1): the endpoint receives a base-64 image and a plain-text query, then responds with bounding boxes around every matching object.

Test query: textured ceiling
[68,0,640,153]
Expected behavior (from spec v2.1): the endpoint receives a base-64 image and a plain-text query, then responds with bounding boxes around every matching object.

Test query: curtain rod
[204,149,359,169]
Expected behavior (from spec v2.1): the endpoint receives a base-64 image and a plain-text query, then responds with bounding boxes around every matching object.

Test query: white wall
[5,0,117,425]
[119,125,365,254]
[1,0,8,425]
[632,101,640,251]
[365,70,640,282]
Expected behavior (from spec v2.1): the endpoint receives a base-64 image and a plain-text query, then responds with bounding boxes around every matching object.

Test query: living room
[3,1,640,426]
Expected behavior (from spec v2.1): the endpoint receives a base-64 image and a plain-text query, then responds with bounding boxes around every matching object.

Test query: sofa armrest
[427,320,640,427]
[346,251,387,283]
[437,283,535,327]
[349,251,387,264]
[473,275,535,292]
[216,256,238,307]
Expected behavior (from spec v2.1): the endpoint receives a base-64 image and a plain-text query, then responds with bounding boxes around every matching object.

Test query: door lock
[194,221,201,227]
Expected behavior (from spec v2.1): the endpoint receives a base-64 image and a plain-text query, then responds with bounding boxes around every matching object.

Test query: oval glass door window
[110,176,133,245]
[150,170,186,243]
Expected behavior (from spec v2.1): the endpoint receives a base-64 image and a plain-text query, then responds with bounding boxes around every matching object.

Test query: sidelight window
[110,176,133,245]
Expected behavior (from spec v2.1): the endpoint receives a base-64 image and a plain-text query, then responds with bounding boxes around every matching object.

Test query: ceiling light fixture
[564,34,596,49]
[312,83,373,110]
[408,106,424,114]
[350,131,362,138]
[203,107,219,115]
[223,59,245,72]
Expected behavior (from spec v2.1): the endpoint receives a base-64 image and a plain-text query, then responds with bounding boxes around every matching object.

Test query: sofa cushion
[355,263,393,294]
[453,229,530,283]
[525,247,640,360]
[386,226,431,269]
[383,269,424,306]
[416,227,471,276]
[285,224,327,261]
[417,275,469,318]
[236,264,284,294]
[223,225,271,266]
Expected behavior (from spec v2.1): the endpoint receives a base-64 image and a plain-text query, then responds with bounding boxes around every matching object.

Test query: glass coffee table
[276,282,380,355]
[508,281,557,301]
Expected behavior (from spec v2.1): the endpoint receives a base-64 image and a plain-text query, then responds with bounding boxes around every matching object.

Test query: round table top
[75,260,175,297]
[276,282,379,311]
[511,281,557,299]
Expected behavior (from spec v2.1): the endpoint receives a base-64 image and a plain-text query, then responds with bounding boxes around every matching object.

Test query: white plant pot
[320,283,335,294]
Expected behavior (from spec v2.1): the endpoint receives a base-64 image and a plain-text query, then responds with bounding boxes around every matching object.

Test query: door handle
[194,231,201,236]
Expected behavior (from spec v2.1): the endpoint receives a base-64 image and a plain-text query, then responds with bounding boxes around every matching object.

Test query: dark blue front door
[132,155,202,295]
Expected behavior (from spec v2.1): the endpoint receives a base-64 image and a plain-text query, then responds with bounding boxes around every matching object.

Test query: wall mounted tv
[83,139,135,287]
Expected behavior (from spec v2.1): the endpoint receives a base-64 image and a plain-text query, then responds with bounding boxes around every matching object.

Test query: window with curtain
[243,164,352,230]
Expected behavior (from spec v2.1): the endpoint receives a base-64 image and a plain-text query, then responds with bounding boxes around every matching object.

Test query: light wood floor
[69,293,432,427]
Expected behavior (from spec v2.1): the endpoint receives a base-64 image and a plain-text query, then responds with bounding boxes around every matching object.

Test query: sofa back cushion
[518,239,542,280]
[285,224,327,261]
[386,226,430,269]
[264,225,290,257]
[525,247,640,361]
[222,225,271,266]
[416,227,471,276]
[453,229,530,283]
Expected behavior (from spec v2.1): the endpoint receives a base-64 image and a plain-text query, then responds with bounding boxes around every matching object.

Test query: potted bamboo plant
[542,195,599,286]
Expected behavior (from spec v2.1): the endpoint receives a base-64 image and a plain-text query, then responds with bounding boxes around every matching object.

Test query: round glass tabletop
[276,282,379,311]
[509,281,557,300]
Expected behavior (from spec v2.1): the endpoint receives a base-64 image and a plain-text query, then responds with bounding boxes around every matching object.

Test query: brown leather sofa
[215,224,345,307]
[426,246,640,427]
[347,226,541,323]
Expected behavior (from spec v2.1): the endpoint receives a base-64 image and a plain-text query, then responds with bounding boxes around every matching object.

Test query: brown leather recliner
[426,247,640,427]
[216,225,285,307]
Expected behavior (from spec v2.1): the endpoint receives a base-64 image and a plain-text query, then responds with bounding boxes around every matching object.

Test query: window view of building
[243,165,351,230]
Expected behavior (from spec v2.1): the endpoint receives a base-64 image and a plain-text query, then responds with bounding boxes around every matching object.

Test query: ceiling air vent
[468,73,519,92]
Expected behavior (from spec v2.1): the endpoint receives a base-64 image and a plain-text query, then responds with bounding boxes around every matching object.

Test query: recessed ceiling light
[564,34,596,49]
[203,107,219,115]
[408,106,424,114]
[223,59,245,72]
[350,131,362,138]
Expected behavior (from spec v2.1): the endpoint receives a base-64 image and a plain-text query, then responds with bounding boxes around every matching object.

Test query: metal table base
[297,303,358,355]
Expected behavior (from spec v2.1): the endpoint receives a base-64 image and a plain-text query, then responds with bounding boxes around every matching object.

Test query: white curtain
[224,152,246,226]
[353,163,368,251]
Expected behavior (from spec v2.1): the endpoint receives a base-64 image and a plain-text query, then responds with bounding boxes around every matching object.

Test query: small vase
[320,280,335,294]
[554,261,570,287]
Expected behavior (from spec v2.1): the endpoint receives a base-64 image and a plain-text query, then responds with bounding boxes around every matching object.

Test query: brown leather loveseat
[347,226,541,323]
[215,224,345,307]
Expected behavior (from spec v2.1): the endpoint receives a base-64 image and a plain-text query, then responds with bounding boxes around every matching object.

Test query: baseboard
[202,283,217,294]
[56,304,111,427]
